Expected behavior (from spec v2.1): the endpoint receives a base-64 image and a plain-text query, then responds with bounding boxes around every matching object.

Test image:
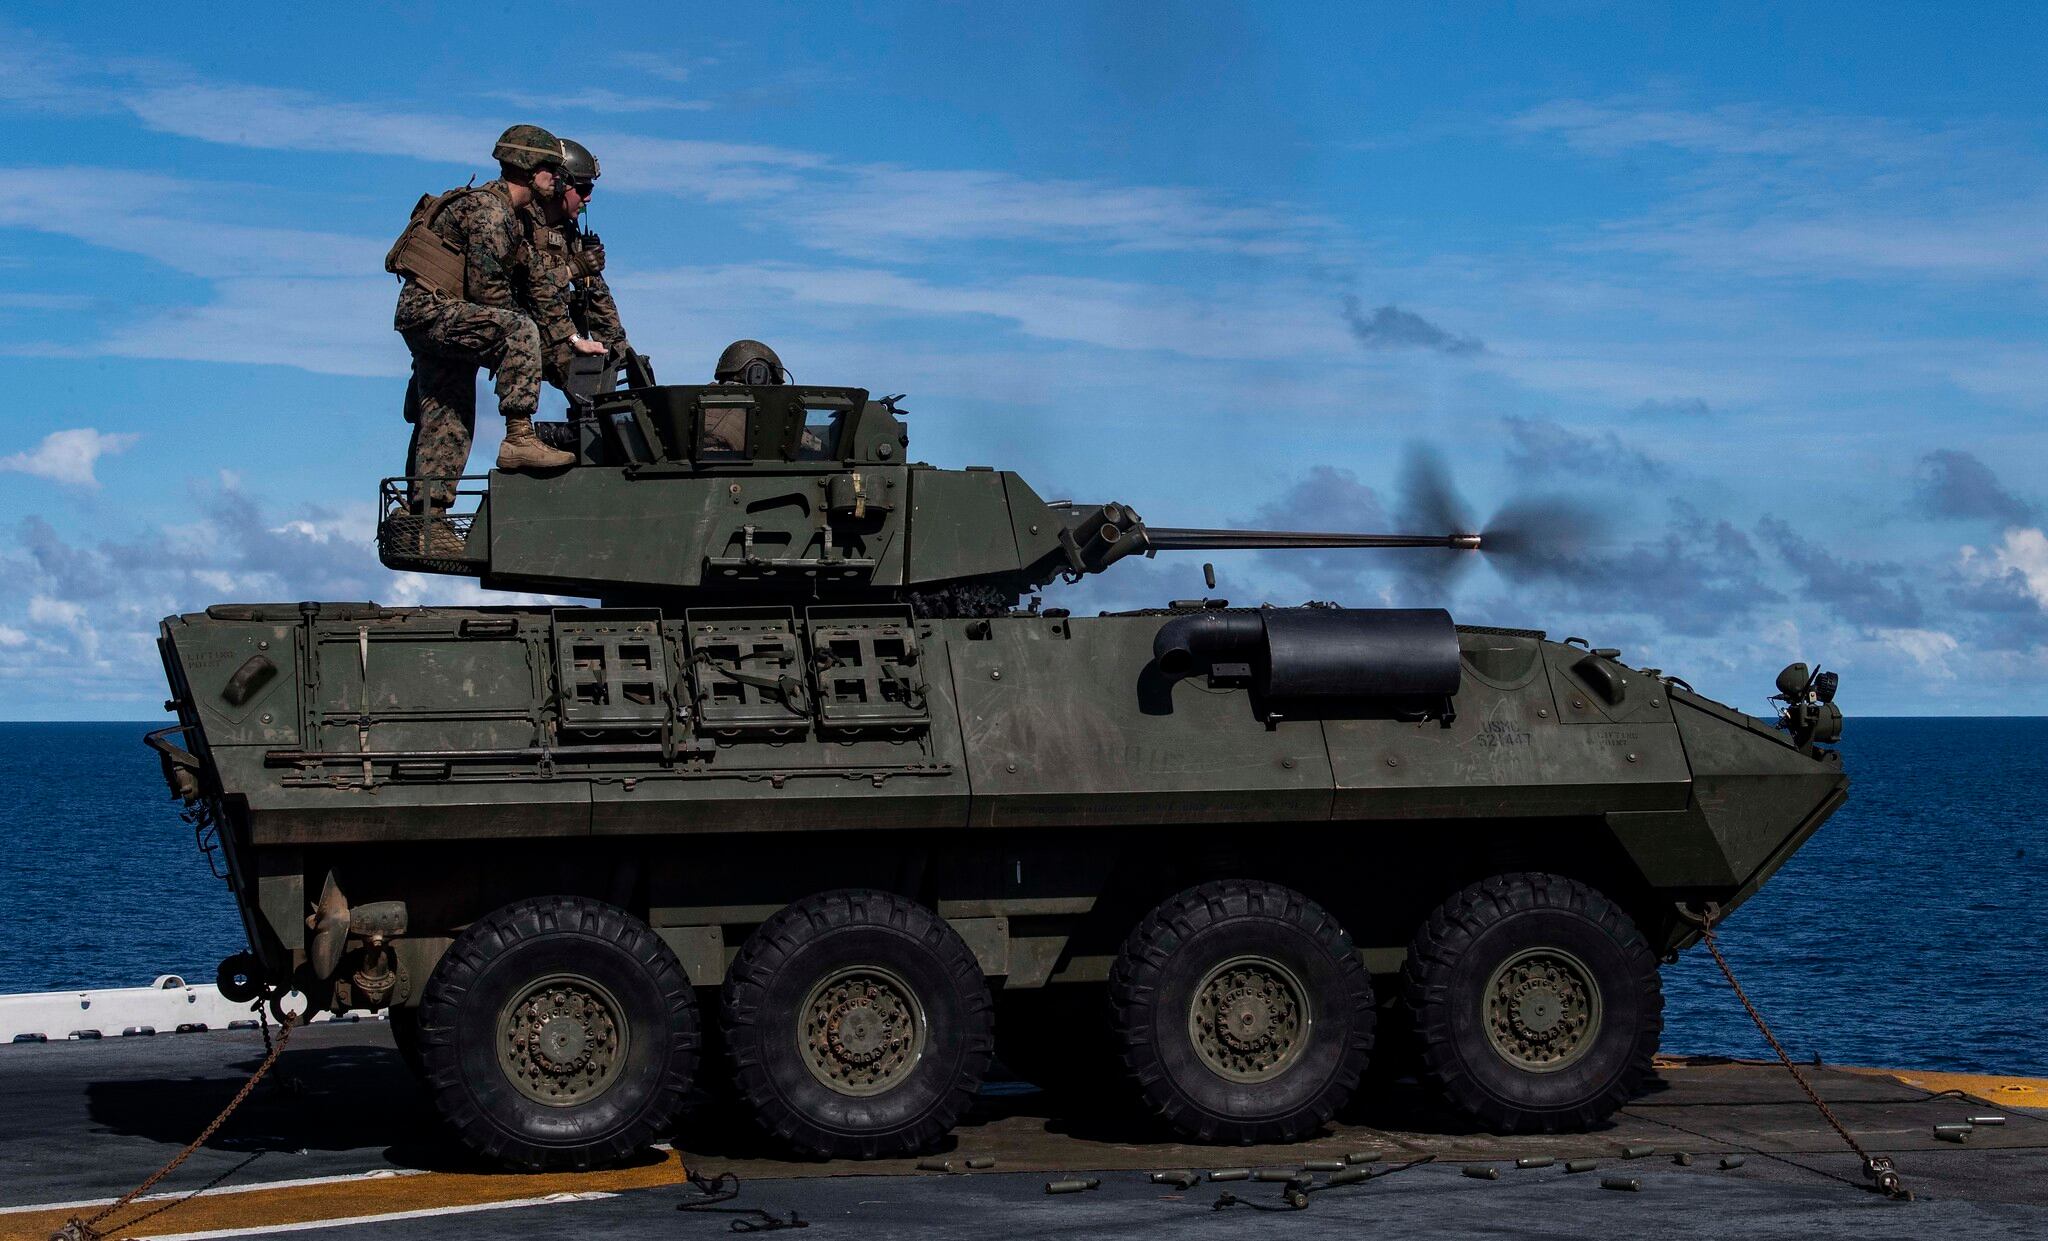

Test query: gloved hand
[572,236,606,278]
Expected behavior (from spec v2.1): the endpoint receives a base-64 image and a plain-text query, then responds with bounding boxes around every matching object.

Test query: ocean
[2,718,2042,1076]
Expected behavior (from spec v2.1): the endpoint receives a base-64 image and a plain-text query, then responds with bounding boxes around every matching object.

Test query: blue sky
[3,3,2046,719]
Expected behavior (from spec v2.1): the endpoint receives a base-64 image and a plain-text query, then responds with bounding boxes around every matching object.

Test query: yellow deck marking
[1839,1065,2048,1110]
[0,1151,689,1241]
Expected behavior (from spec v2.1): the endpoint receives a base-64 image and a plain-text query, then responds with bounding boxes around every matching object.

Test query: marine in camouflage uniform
[394,124,574,518]
[523,138,631,388]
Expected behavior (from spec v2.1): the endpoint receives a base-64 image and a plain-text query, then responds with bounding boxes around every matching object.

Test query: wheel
[415,896,700,1170]
[388,1006,427,1081]
[1403,872,1662,1133]
[722,889,994,1158]
[1108,880,1375,1144]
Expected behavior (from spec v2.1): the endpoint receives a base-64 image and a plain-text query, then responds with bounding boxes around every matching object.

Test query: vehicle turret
[377,377,1477,612]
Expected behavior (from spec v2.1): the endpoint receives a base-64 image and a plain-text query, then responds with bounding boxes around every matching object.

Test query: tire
[722,889,994,1159]
[1403,872,1662,1133]
[416,896,700,1170]
[388,1006,427,1081]
[1108,880,1375,1144]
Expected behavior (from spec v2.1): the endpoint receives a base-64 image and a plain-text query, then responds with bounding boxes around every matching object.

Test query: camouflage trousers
[399,297,542,509]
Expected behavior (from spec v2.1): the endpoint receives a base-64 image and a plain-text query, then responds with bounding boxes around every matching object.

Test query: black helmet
[559,138,600,182]
[715,340,786,385]
[492,124,565,173]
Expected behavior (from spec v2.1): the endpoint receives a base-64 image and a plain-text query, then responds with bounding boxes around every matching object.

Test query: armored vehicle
[152,370,1848,1169]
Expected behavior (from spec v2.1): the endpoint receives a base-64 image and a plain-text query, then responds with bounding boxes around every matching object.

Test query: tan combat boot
[425,516,469,558]
[497,416,574,471]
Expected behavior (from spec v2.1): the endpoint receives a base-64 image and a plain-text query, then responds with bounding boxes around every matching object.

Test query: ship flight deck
[2,1022,2044,1240]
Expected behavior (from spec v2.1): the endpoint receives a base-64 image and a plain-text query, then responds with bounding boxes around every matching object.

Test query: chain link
[55,1006,298,1241]
[1682,903,1911,1201]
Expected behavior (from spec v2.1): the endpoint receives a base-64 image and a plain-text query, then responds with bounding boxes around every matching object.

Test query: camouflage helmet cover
[493,124,565,173]
[559,138,600,181]
[715,339,786,384]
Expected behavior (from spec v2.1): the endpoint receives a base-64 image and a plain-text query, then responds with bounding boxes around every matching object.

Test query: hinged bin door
[805,605,930,733]
[684,607,810,736]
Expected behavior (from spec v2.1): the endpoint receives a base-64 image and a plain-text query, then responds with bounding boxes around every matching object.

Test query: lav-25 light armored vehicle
[152,364,1848,1170]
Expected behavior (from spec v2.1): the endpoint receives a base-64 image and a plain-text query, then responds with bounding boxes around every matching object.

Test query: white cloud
[1987,527,2048,608]
[1,428,140,487]
[97,275,406,377]
[483,88,714,115]
[0,625,26,648]
[110,78,1332,260]
[123,84,485,164]
[1510,99,1943,164]
[1872,627,1961,672]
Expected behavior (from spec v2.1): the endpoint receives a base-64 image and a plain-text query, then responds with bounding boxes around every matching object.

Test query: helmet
[715,340,786,385]
[493,124,565,173]
[559,138,600,182]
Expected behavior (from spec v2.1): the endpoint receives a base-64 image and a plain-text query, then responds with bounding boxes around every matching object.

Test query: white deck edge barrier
[1,976,377,1042]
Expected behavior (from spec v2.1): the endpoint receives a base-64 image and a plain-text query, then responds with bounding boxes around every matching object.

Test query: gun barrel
[1142,527,1481,551]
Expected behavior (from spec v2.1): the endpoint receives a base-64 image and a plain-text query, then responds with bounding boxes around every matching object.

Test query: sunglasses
[570,180,595,196]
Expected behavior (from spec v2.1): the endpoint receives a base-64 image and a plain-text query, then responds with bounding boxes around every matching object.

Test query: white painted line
[141,1192,617,1240]
[0,1169,430,1216]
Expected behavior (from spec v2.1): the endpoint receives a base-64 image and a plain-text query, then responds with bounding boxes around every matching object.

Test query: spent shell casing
[1967,1115,2008,1126]
[1326,1167,1372,1187]
[1303,1159,1346,1172]
[965,1157,996,1169]
[1935,1128,1971,1143]
[1149,1170,1198,1188]
[1516,1156,1555,1169]
[916,1159,952,1173]
[1672,1152,1694,1166]
[1284,1189,1309,1209]
[1254,1168,1303,1182]
[1564,1159,1598,1174]
[1046,1179,1091,1194]
[1343,1150,1378,1165]
[1602,1177,1642,1192]
[1933,1122,1975,1134]
[1209,1168,1251,1182]
[1622,1145,1655,1159]
[1719,1155,1746,1170]
[1462,1165,1500,1180]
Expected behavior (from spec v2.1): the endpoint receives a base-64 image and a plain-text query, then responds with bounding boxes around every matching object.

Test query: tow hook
[145,724,203,802]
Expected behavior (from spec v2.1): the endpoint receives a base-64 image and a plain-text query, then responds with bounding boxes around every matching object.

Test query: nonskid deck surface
[2,1024,2043,1240]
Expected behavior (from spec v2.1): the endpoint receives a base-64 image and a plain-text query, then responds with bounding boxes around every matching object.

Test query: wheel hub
[1483,948,1602,1073]
[1189,957,1310,1083]
[800,967,927,1097]
[499,976,628,1106]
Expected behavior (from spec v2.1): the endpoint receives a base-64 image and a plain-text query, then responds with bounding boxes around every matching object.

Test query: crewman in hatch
[703,339,788,453]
